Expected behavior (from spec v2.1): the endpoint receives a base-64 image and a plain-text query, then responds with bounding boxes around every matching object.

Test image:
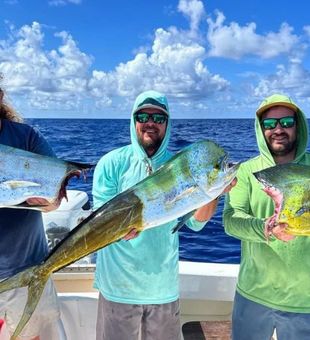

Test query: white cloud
[88,26,229,103]
[0,22,91,111]
[254,58,310,98]
[304,26,310,37]
[0,18,230,114]
[178,0,205,33]
[0,2,309,117]
[207,11,299,59]
[51,31,92,90]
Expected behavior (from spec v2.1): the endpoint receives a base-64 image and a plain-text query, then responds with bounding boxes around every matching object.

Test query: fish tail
[0,267,33,293]
[0,266,49,340]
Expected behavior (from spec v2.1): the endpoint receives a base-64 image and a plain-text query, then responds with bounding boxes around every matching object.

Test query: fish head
[253,166,286,204]
[188,140,240,198]
[253,164,310,236]
[253,167,277,188]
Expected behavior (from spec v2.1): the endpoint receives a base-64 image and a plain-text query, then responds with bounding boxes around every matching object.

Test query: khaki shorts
[0,278,60,339]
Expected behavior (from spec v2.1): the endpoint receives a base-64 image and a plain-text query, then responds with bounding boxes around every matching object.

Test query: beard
[267,134,297,157]
[137,130,164,156]
[138,135,163,155]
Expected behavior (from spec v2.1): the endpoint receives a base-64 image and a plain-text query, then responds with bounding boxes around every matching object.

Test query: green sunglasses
[135,112,168,124]
[261,116,296,130]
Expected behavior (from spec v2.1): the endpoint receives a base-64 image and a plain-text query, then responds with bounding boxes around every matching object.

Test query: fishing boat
[41,190,238,339]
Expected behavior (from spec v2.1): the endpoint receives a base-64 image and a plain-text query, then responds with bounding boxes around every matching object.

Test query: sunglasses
[135,112,168,124]
[261,116,296,130]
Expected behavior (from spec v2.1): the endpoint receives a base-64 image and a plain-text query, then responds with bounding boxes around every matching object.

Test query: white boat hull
[53,261,239,340]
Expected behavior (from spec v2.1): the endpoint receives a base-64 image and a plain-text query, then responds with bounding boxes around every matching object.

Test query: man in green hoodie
[223,93,310,339]
[93,90,234,340]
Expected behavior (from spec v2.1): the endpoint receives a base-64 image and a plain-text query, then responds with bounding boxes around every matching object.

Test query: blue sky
[0,0,310,118]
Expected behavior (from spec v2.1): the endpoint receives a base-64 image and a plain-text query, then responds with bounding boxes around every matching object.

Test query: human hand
[123,228,140,241]
[223,178,237,194]
[264,218,295,242]
[26,197,61,212]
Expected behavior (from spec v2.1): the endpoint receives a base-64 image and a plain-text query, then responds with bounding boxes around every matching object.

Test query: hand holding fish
[190,178,238,223]
[123,228,140,240]
[26,197,61,212]
[223,178,237,193]
[264,218,295,242]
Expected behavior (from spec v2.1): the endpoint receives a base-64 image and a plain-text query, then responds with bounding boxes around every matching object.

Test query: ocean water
[28,118,259,264]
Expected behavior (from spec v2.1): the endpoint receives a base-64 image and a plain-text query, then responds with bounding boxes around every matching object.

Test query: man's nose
[145,120,156,127]
[273,122,285,132]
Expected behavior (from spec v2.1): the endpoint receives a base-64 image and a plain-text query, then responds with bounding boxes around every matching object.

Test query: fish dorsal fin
[1,180,41,189]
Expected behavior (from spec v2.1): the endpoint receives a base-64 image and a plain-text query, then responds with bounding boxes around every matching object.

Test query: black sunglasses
[135,112,168,124]
[261,116,296,130]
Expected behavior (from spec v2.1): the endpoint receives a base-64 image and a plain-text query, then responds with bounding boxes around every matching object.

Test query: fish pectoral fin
[166,187,197,207]
[1,180,41,189]
[172,210,196,233]
[295,206,310,217]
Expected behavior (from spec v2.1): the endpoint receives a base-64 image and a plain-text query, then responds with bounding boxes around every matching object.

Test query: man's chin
[142,135,158,145]
[271,145,295,156]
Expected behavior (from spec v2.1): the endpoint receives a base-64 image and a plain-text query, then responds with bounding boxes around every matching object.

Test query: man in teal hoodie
[93,90,230,340]
[223,94,310,339]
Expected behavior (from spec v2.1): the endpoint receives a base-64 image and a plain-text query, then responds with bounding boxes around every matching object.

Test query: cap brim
[133,104,169,116]
[256,102,298,116]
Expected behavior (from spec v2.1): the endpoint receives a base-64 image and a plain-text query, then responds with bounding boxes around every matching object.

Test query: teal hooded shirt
[223,94,310,312]
[92,91,204,304]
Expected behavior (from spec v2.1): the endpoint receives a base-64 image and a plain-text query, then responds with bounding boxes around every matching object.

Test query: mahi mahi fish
[0,143,91,209]
[253,163,310,237]
[0,140,239,339]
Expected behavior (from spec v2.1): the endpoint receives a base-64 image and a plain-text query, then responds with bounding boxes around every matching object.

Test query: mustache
[142,126,160,133]
[271,132,289,138]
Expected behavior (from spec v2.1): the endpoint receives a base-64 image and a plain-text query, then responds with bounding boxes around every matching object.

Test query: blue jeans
[232,291,310,340]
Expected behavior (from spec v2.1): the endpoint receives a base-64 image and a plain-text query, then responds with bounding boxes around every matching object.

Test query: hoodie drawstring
[144,159,153,175]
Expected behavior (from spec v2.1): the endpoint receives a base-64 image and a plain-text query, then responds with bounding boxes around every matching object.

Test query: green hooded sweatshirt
[223,94,310,313]
[92,90,205,304]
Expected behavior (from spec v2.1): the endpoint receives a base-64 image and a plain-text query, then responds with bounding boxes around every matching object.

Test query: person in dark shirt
[0,85,64,340]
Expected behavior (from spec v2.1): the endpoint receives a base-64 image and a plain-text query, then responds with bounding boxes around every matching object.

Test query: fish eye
[214,163,221,170]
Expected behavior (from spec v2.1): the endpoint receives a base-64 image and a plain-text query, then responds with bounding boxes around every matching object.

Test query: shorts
[96,293,181,340]
[0,278,60,339]
[232,291,310,340]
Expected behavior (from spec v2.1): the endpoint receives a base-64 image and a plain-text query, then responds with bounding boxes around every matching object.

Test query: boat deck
[183,321,231,340]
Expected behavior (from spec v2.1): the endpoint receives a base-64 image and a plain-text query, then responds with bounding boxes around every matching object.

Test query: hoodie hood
[255,93,309,165]
[130,90,171,167]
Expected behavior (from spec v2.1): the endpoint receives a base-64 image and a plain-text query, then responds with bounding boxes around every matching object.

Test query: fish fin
[11,276,49,340]
[0,265,49,340]
[1,180,41,189]
[166,187,197,207]
[295,206,310,217]
[172,210,195,233]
